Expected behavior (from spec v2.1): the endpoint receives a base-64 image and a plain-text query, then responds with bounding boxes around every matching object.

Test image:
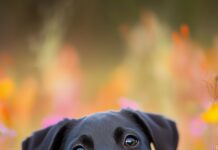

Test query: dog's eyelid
[72,144,86,150]
[124,132,139,138]
[123,128,140,138]
[70,134,93,150]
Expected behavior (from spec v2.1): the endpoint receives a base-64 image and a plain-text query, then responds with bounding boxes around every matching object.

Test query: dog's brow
[113,127,124,144]
[80,134,94,148]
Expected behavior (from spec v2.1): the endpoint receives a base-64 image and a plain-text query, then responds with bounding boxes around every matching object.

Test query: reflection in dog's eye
[124,135,139,147]
[73,145,86,150]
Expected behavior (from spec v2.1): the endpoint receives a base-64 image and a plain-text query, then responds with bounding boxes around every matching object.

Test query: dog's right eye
[124,135,139,148]
[72,145,86,150]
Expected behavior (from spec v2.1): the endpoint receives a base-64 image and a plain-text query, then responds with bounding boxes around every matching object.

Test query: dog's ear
[121,109,179,150]
[22,119,73,150]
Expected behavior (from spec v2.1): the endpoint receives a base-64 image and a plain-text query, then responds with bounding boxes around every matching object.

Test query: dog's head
[22,109,179,150]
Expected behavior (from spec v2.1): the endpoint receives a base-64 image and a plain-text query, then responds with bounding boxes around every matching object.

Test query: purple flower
[0,123,16,139]
[190,116,207,138]
[118,98,140,110]
[41,115,65,128]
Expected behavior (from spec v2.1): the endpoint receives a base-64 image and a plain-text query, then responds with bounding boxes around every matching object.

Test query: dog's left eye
[124,135,139,148]
[72,145,86,150]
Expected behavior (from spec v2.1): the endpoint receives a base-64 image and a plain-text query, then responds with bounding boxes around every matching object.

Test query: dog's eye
[73,145,86,150]
[124,135,139,147]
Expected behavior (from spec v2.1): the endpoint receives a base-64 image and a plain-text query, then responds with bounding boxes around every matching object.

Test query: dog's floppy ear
[122,109,179,150]
[22,119,72,150]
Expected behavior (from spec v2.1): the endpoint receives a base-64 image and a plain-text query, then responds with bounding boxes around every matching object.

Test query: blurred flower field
[0,1,218,149]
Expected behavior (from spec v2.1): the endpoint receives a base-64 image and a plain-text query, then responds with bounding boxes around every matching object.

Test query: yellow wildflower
[0,78,15,100]
[202,103,218,124]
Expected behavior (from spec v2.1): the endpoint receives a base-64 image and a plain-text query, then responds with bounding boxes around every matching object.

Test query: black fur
[22,109,179,150]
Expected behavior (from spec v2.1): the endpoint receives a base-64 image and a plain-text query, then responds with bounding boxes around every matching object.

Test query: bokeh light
[0,0,218,149]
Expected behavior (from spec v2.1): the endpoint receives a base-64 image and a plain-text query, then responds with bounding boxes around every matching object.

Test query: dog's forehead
[86,111,124,122]
[63,111,152,149]
[81,111,129,128]
[71,111,136,136]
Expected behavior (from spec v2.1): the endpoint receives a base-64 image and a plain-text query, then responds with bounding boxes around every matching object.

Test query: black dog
[22,109,179,150]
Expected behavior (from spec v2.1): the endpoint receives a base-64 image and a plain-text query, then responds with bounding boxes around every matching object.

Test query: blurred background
[0,0,218,149]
